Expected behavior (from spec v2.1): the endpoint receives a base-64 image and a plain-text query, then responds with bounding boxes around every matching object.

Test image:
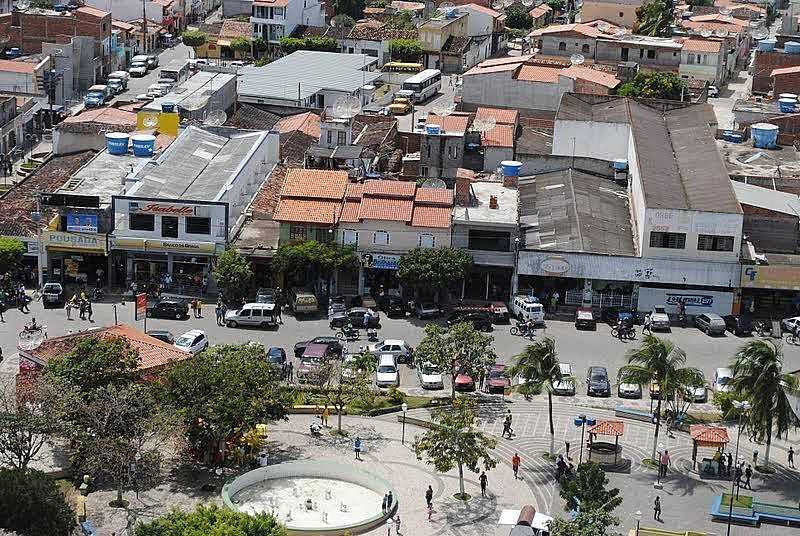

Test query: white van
[375,354,399,388]
[146,83,168,97]
[224,303,277,328]
[713,367,734,393]
[512,295,545,325]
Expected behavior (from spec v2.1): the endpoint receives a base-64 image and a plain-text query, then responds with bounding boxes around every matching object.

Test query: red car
[486,364,510,394]
[453,362,476,392]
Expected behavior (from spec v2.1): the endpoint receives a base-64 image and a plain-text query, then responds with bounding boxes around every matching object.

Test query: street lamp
[633,510,642,536]
[574,414,596,465]
[401,402,408,445]
[726,400,751,536]
[655,441,665,489]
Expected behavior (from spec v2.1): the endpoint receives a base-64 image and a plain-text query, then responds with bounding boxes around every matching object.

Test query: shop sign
[23,240,38,255]
[111,236,216,254]
[741,265,800,290]
[43,231,105,253]
[664,292,714,308]
[361,253,401,270]
[135,293,147,321]
[540,257,570,274]
[66,213,98,234]
[129,202,195,216]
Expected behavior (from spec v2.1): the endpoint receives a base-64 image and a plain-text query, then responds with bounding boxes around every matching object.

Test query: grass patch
[721,493,753,508]
[542,452,558,461]
[642,458,660,469]
[453,492,471,501]
[755,465,775,474]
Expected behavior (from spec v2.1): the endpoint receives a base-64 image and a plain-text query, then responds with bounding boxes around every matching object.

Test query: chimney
[502,174,517,188]
[454,168,475,206]
[500,160,521,188]
[489,195,498,209]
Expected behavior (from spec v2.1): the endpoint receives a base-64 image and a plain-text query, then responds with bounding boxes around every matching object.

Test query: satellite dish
[332,95,361,119]
[422,178,447,189]
[752,29,769,39]
[14,0,30,10]
[613,29,627,38]
[522,0,534,6]
[700,28,713,38]
[570,54,585,65]
[491,0,503,9]
[715,29,728,38]
[719,7,732,15]
[143,116,158,128]
[472,116,496,133]
[204,110,228,126]
[440,1,455,8]
[720,14,734,23]
[597,21,611,32]
[432,101,455,117]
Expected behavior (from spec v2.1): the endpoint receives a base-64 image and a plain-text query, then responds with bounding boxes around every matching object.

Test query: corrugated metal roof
[556,93,631,123]
[732,181,800,216]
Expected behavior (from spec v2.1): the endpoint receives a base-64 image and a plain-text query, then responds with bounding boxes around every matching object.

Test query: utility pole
[141,0,148,54]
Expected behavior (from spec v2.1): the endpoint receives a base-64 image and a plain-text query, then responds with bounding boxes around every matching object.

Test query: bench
[614,405,653,423]
[80,521,96,536]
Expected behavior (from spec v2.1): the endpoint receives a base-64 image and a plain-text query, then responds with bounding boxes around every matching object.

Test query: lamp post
[634,510,642,536]
[726,400,751,536]
[655,441,665,489]
[401,402,408,445]
[574,414,595,465]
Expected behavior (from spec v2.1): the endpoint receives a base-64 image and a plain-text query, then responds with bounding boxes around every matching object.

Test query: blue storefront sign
[361,253,401,270]
[66,213,98,233]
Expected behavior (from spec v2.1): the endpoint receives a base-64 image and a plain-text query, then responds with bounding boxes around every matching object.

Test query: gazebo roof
[690,425,730,447]
[588,420,624,437]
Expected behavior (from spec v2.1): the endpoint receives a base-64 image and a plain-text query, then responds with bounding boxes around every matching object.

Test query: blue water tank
[131,134,156,157]
[161,102,176,113]
[779,98,797,113]
[751,123,779,149]
[105,132,129,155]
[786,41,800,54]
[445,7,457,18]
[425,124,441,135]
[500,160,523,177]
[758,39,777,52]
[613,159,629,171]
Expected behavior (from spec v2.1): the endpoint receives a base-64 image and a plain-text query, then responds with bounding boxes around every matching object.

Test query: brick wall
[573,78,613,95]
[0,10,111,54]
[752,50,800,94]
[773,71,800,95]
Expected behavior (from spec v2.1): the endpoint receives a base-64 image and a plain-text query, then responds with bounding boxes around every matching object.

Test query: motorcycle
[92,287,104,301]
[336,326,360,341]
[611,324,636,340]
[366,327,379,342]
[510,320,535,337]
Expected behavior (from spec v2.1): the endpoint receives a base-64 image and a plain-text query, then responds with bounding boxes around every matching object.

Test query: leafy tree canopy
[181,29,208,49]
[334,0,366,20]
[0,237,25,276]
[331,14,357,28]
[134,504,287,536]
[230,36,252,54]
[0,469,76,536]
[634,0,673,37]
[388,38,423,62]
[279,37,339,54]
[546,0,566,11]
[617,71,687,101]
[213,246,254,304]
[252,37,269,52]
[548,510,619,536]
[559,462,623,513]
[505,6,534,30]
[385,11,416,30]
[396,247,472,294]
[272,240,358,279]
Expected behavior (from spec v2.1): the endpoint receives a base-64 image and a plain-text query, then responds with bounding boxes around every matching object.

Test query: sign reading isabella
[131,202,195,216]
[135,293,147,321]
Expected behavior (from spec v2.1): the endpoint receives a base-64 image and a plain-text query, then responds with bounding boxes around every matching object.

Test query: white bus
[400,69,442,102]
[159,59,191,83]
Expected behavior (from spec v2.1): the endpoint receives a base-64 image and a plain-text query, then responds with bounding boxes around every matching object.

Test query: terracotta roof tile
[221,20,253,39]
[274,112,321,138]
[682,20,746,33]
[426,113,471,133]
[461,3,502,17]
[0,59,36,74]
[587,420,624,437]
[390,1,426,10]
[345,183,364,199]
[280,168,348,199]
[274,198,341,224]
[358,196,414,221]
[560,65,621,88]
[689,13,748,26]
[76,6,110,18]
[680,38,723,53]
[411,204,451,228]
[415,187,454,205]
[516,64,562,83]
[690,424,730,446]
[463,56,530,76]
[476,106,518,125]
[112,19,136,31]
[340,200,362,222]
[456,168,476,180]
[482,124,515,147]
[251,164,288,218]
[772,65,800,76]
[363,179,416,197]
[254,0,289,6]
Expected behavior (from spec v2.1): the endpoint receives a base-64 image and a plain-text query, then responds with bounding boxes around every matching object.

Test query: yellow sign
[741,264,800,290]
[112,236,216,254]
[43,231,106,253]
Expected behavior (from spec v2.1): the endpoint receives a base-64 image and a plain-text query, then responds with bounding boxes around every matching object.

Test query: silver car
[367,339,413,364]
[695,313,726,336]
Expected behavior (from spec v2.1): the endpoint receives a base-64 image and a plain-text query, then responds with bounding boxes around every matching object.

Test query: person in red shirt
[512,453,521,479]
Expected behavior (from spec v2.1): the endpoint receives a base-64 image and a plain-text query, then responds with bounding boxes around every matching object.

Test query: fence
[564,289,634,309]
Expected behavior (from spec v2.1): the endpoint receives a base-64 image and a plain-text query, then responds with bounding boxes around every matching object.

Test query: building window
[289,225,306,241]
[419,233,435,248]
[337,130,347,145]
[649,231,686,249]
[647,49,656,59]
[619,11,624,17]
[426,145,431,158]
[558,42,566,51]
[582,44,590,54]
[697,234,734,252]
[421,166,429,176]
[130,213,154,231]
[161,216,178,238]
[373,230,390,245]
[326,131,332,145]
[186,217,211,235]
[342,229,358,245]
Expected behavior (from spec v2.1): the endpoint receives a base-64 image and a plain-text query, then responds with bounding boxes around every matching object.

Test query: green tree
[272,240,357,289]
[617,335,703,460]
[559,462,622,513]
[388,38,423,62]
[160,344,294,463]
[0,237,24,276]
[505,6,534,30]
[134,504,287,536]
[617,71,687,100]
[546,0,566,11]
[332,14,357,28]
[0,468,76,536]
[414,397,497,500]
[385,10,416,30]
[731,339,800,466]
[279,37,338,54]
[230,36,252,56]
[0,379,63,470]
[321,355,376,432]
[253,36,269,58]
[334,0,366,20]
[213,246,254,304]
[396,247,472,300]
[181,29,207,58]
[634,0,673,37]
[508,337,563,455]
[413,322,494,401]
[547,510,619,536]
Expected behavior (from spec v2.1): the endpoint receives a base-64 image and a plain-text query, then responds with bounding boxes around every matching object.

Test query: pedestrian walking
[643,314,653,334]
[0,346,4,365]
[745,464,753,490]
[753,450,758,466]
[19,293,29,313]
[387,490,393,511]
[479,471,488,497]
[87,300,93,322]
[215,300,223,326]
[653,496,662,521]
[565,440,571,460]
[394,514,401,535]
[735,464,743,487]
[65,300,72,320]
[0,299,4,322]
[512,452,521,479]
[659,450,670,478]
[382,493,387,513]
[789,446,795,469]
[196,298,203,318]
[287,361,294,382]
[354,436,363,460]
[79,299,87,320]
[276,301,283,324]
[425,485,433,509]
[322,406,330,427]
[502,416,511,439]
[726,452,733,477]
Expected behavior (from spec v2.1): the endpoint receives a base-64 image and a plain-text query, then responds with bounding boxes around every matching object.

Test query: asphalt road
[111,43,193,103]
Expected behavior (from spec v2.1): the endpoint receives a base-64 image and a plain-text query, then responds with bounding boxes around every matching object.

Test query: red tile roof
[680,38,723,53]
[461,3,502,17]
[529,4,552,18]
[690,425,730,446]
[411,205,451,228]
[62,107,137,127]
[587,420,624,437]
[476,106,519,125]
[516,64,562,83]
[273,198,341,224]
[359,196,414,221]
[280,168,348,199]
[425,113,471,133]
[464,56,528,76]
[482,124,515,148]
[254,0,289,6]
[340,200,361,222]
[560,65,621,88]
[0,59,36,74]
[20,324,190,371]
[363,179,416,198]
[251,164,288,218]
[345,183,364,200]
[772,65,800,76]
[112,19,136,31]
[689,13,748,27]
[274,112,321,138]
[415,187,454,205]
[221,20,253,39]
[76,6,110,18]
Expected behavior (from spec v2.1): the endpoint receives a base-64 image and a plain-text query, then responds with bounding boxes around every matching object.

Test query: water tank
[445,7,457,18]
[778,98,797,113]
[779,93,798,101]
[613,159,629,171]
[682,11,693,19]
[425,124,441,135]
[500,160,523,177]
[161,102,176,113]
[105,132,129,155]
[786,41,800,54]
[751,123,779,149]
[131,134,156,157]
[758,39,777,52]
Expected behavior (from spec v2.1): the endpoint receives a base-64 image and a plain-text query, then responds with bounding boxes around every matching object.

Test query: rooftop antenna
[570,53,585,65]
[332,95,361,119]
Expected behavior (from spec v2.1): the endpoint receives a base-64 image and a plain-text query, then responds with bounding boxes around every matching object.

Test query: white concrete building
[678,38,725,85]
[250,0,325,45]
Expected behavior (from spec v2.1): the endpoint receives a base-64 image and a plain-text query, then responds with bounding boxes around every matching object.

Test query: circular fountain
[222,461,397,535]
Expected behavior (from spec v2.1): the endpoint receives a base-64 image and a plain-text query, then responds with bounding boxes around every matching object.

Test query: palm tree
[618,335,703,460]
[509,337,562,454]
[731,339,800,466]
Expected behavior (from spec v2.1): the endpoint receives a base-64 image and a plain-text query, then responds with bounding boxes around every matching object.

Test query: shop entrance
[463,266,512,301]
[363,268,401,299]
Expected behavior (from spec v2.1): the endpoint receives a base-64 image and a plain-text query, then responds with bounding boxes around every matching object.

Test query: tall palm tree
[618,335,703,460]
[731,339,800,466]
[509,337,562,454]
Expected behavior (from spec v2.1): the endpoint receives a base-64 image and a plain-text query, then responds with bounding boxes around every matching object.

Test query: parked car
[454,367,476,392]
[552,362,576,396]
[781,316,800,333]
[107,78,125,95]
[297,353,325,384]
[289,288,319,317]
[415,302,442,319]
[173,329,208,354]
[488,302,510,323]
[255,287,277,303]
[378,294,407,317]
[146,330,174,344]
[367,339,413,364]
[128,61,148,77]
[375,354,400,388]
[225,303,277,328]
[586,366,611,397]
[486,364,510,394]
[293,336,343,358]
[603,307,635,327]
[417,362,444,390]
[329,307,380,329]
[713,367,734,393]
[617,382,642,399]
[685,384,708,403]
[146,83,169,98]
[41,282,64,308]
[266,347,287,369]
[695,313,726,336]
[146,54,159,68]
[446,311,493,332]
[723,315,753,336]
[131,55,151,69]
[107,70,130,86]
[146,299,189,319]
[575,308,596,330]
[84,84,109,107]
[648,306,671,331]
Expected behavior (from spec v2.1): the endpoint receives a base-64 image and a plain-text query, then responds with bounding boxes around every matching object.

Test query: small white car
[128,62,148,77]
[417,362,443,390]
[713,367,734,393]
[686,385,708,403]
[375,354,399,388]
[618,382,643,399]
[648,306,671,331]
[552,362,576,395]
[367,339,413,364]
[415,302,442,319]
[173,329,209,354]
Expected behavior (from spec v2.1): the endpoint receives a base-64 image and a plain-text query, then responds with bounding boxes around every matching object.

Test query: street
[111,42,193,103]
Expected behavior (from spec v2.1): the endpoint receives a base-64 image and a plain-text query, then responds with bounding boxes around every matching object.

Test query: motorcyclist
[526,318,536,337]
[25,317,40,332]
[556,455,568,479]
[616,319,625,340]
